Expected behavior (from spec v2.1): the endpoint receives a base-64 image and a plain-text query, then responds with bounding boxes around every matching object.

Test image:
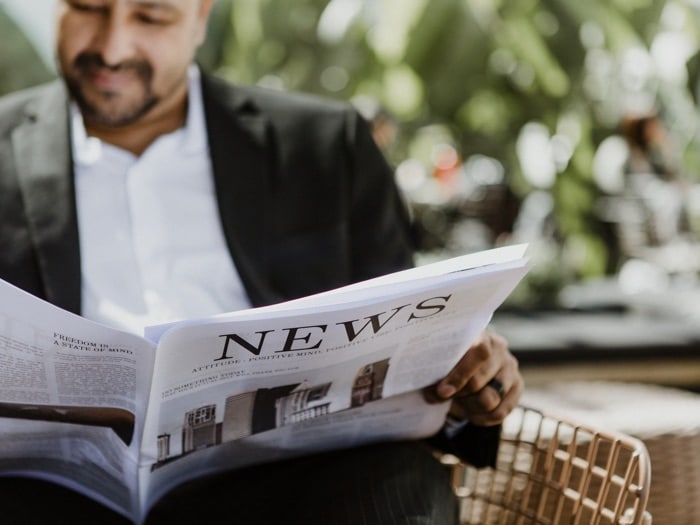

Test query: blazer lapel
[11,82,81,314]
[201,74,283,307]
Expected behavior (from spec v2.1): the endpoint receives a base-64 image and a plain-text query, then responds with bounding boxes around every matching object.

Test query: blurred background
[5,0,700,314]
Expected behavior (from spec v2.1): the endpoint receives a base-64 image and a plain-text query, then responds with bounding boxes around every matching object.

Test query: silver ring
[487,378,505,400]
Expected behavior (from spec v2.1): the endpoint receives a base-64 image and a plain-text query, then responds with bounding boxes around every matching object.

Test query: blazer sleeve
[428,423,501,469]
[344,108,416,280]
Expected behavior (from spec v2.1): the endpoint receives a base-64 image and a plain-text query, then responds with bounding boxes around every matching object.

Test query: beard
[64,52,159,127]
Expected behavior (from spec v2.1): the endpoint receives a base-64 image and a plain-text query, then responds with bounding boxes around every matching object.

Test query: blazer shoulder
[201,71,357,120]
[0,81,65,136]
[200,73,370,152]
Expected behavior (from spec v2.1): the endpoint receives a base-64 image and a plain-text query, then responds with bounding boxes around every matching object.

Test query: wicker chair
[442,405,652,524]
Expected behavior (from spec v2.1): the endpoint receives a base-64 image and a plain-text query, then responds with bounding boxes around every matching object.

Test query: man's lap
[0,441,458,525]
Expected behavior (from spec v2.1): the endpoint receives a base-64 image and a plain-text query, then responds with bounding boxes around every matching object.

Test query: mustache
[74,52,153,79]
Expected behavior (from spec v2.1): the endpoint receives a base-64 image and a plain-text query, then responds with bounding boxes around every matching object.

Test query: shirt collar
[71,64,207,164]
[181,64,207,155]
[71,104,104,166]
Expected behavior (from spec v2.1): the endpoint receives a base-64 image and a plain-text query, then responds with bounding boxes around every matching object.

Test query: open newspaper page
[0,279,156,521]
[138,246,529,519]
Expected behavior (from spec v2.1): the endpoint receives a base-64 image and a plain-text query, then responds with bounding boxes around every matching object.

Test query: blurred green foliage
[200,0,700,288]
[0,8,54,93]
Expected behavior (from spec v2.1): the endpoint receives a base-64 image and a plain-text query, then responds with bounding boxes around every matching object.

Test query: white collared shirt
[73,66,251,334]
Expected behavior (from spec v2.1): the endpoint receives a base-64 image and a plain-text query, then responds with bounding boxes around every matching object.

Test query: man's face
[55,0,213,127]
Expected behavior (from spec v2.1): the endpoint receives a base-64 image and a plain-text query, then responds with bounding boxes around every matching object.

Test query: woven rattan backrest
[446,405,652,525]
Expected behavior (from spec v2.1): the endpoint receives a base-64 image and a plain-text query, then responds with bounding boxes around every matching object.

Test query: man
[0,1,523,523]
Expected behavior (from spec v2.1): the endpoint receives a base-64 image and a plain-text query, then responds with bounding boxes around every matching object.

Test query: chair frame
[443,405,652,524]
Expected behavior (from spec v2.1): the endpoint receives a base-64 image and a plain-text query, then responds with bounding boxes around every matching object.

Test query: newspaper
[0,244,529,524]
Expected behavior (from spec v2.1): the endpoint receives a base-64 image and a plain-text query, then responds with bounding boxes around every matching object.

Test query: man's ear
[195,0,217,46]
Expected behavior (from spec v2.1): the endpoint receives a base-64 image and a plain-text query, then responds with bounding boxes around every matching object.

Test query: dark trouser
[0,441,458,525]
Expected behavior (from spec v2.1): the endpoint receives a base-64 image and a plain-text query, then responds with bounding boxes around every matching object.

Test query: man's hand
[426,330,523,426]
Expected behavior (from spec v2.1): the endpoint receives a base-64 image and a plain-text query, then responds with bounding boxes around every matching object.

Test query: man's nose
[94,15,136,67]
